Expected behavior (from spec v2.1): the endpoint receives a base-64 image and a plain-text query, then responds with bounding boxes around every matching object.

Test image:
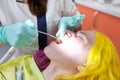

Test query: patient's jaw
[44,30,95,69]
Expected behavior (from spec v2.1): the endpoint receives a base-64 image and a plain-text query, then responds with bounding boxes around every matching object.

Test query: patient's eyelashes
[77,31,88,43]
[77,35,84,40]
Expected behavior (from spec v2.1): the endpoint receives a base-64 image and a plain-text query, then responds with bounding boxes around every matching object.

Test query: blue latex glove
[0,20,38,48]
[56,14,85,40]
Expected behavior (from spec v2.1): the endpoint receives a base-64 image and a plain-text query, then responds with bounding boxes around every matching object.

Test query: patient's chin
[44,46,48,54]
[44,44,53,56]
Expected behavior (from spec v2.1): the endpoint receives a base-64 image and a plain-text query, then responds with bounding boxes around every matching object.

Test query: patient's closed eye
[76,31,88,43]
[77,32,86,39]
[77,35,83,40]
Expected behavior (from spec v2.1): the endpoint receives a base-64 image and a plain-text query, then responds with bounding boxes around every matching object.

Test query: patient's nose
[66,30,76,38]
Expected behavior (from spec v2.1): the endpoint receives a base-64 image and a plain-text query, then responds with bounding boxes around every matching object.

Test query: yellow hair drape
[54,31,120,80]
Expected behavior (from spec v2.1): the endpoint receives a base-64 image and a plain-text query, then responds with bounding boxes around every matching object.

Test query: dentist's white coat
[0,0,79,58]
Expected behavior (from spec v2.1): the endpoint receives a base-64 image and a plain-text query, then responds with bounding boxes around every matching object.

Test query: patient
[0,30,120,80]
[41,30,120,80]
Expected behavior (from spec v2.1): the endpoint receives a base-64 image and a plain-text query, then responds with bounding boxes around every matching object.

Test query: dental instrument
[0,47,16,64]
[38,30,61,44]
[38,30,56,39]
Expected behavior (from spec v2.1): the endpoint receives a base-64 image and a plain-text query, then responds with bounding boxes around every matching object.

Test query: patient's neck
[42,61,77,80]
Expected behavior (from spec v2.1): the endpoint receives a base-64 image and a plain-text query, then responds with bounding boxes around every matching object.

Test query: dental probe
[38,30,61,44]
[38,30,56,39]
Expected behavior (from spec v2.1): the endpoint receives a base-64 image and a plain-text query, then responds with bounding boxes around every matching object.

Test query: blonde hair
[54,31,120,80]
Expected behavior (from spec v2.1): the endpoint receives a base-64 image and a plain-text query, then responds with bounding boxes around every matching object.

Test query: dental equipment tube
[0,47,16,64]
[38,31,56,39]
[16,63,23,80]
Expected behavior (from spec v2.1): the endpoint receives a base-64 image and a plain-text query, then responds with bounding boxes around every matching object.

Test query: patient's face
[44,30,95,68]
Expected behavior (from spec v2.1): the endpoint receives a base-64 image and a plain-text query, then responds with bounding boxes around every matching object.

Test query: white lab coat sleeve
[0,7,8,25]
[0,0,37,26]
[0,0,38,58]
[63,0,80,16]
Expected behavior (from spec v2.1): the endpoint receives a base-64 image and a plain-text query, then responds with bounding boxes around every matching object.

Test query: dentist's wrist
[0,25,8,44]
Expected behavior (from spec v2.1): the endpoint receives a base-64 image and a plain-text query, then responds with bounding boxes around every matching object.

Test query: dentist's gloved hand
[56,14,85,40]
[0,20,38,48]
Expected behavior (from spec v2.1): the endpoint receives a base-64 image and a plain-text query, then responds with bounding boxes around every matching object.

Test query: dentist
[0,20,38,48]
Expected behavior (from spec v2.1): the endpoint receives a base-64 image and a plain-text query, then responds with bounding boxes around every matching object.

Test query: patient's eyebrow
[77,31,86,35]
[16,0,25,3]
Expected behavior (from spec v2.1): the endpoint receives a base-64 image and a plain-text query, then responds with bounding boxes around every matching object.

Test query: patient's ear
[77,64,85,72]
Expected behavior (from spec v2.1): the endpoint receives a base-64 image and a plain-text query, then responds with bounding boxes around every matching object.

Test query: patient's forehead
[77,30,96,41]
[77,30,95,34]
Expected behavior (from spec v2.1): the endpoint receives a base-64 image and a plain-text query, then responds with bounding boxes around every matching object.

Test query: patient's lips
[55,32,72,44]
[55,38,62,44]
